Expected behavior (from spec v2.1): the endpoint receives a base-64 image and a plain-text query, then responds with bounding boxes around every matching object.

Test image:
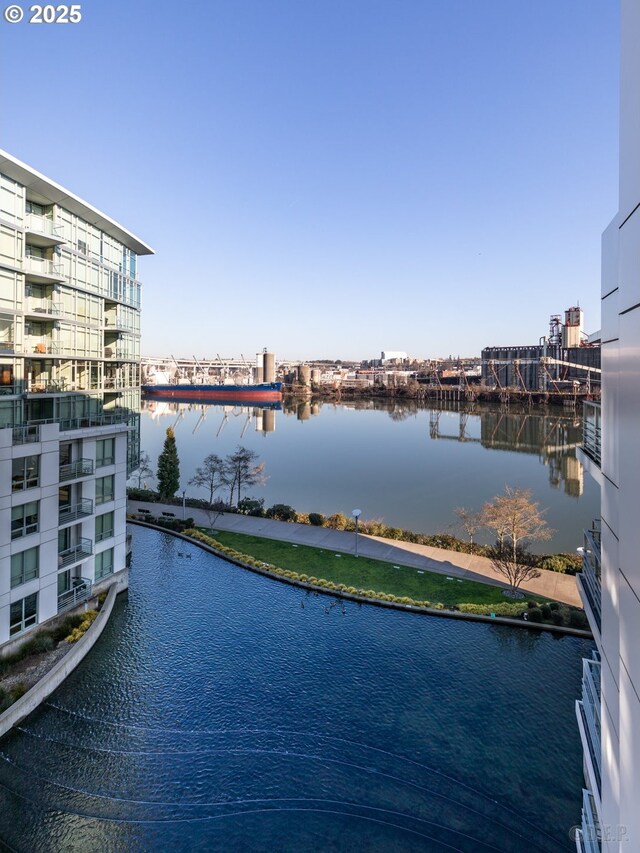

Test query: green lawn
[206,529,547,608]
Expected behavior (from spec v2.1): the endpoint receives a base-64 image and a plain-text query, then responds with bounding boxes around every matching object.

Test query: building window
[95,547,114,580]
[77,239,87,254]
[11,501,39,540]
[96,437,115,467]
[12,455,39,491]
[10,592,38,636]
[95,475,114,505]
[95,511,114,543]
[11,546,39,588]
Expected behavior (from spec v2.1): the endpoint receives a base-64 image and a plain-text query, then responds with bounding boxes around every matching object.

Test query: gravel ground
[0,643,71,694]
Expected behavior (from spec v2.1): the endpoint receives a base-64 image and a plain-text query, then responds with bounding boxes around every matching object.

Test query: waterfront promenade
[129,500,581,607]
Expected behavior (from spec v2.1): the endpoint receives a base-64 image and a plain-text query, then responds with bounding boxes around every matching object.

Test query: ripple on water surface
[0,526,592,852]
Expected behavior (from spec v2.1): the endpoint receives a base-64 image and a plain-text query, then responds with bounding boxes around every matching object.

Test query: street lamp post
[352,508,362,558]
[182,489,186,520]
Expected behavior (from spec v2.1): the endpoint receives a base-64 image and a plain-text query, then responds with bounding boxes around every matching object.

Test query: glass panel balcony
[58,538,92,568]
[12,424,40,444]
[582,401,601,467]
[59,499,93,524]
[576,653,601,800]
[57,577,92,613]
[578,521,601,632]
[24,213,64,243]
[24,297,63,317]
[23,255,65,282]
[577,788,601,853]
[59,458,94,481]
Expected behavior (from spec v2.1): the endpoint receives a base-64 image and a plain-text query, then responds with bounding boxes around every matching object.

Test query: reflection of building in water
[141,399,278,436]
[428,408,584,497]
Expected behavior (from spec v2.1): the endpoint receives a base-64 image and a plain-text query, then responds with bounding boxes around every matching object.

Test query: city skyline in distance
[1,0,618,360]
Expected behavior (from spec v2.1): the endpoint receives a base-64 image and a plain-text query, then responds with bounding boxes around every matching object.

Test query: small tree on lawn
[223,445,266,505]
[480,486,553,594]
[157,427,180,501]
[136,451,154,489]
[189,453,224,525]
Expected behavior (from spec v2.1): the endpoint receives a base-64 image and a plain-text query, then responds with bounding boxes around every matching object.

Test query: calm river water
[137,398,598,553]
[0,526,592,851]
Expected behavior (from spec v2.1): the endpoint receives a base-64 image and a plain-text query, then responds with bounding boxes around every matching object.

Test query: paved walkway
[129,500,581,607]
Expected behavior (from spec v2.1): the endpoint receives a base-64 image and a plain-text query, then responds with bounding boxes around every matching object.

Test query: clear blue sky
[1,0,618,360]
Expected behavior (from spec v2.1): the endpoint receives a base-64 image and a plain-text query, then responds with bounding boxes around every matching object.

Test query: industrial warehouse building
[0,150,152,650]
[482,308,601,392]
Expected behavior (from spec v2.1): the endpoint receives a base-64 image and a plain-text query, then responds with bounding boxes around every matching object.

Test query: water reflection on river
[138,397,598,553]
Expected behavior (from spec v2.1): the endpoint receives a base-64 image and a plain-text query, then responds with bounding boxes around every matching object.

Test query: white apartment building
[575,2,639,850]
[0,150,152,651]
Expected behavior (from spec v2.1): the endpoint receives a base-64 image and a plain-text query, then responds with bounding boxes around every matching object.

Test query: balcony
[577,522,601,634]
[57,577,92,613]
[582,401,601,467]
[24,214,65,246]
[59,499,94,525]
[23,255,65,283]
[12,424,40,444]
[24,297,63,318]
[58,538,92,568]
[59,458,94,481]
[576,653,602,803]
[574,788,601,853]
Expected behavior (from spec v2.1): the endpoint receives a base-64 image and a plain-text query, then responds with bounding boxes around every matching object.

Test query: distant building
[0,150,152,651]
[380,350,407,364]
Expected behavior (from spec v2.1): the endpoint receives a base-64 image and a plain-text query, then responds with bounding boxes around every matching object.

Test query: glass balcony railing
[59,499,94,524]
[578,521,601,633]
[23,255,65,280]
[576,652,601,803]
[58,538,92,568]
[59,458,94,481]
[582,401,601,467]
[12,424,40,444]
[24,213,64,241]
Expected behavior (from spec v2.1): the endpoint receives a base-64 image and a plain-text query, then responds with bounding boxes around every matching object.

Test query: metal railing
[57,577,92,612]
[58,538,92,568]
[59,499,93,524]
[577,789,601,853]
[579,523,602,632]
[59,458,94,481]
[12,424,40,444]
[582,400,601,467]
[580,655,601,789]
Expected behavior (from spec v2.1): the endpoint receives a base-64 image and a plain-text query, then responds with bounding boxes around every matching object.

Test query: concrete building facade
[575,2,640,850]
[0,150,152,651]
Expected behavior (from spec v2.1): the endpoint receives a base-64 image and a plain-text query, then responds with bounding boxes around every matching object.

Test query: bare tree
[480,486,553,594]
[222,446,267,506]
[189,453,225,526]
[189,453,224,507]
[136,451,154,489]
[454,507,482,553]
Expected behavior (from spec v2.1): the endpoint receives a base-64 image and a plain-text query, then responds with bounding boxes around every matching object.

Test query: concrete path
[129,500,581,607]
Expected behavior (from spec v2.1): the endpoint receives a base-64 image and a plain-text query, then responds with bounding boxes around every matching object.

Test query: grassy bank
[207,529,543,608]
[191,528,589,628]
